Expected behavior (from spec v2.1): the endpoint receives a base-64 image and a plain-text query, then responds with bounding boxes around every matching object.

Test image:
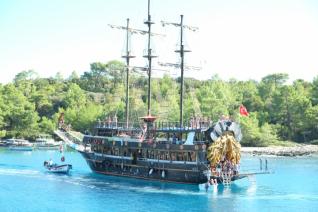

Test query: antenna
[161,15,199,128]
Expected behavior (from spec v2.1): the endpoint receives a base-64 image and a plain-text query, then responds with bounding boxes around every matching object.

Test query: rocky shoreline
[241,145,318,156]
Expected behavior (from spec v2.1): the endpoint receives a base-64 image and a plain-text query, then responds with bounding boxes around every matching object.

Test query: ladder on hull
[221,172,232,186]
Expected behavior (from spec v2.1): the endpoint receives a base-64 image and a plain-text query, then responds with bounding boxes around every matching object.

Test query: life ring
[149,168,154,175]
[161,170,165,178]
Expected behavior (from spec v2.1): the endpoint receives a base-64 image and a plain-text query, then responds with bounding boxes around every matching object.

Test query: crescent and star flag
[239,105,249,116]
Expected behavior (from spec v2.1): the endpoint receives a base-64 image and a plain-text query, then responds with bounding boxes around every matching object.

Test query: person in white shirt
[48,158,53,166]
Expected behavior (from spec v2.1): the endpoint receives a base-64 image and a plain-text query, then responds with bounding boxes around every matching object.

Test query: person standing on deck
[113,115,118,128]
[107,116,111,128]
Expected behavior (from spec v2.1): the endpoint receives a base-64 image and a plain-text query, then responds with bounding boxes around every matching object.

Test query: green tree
[1,84,39,138]
[14,70,38,84]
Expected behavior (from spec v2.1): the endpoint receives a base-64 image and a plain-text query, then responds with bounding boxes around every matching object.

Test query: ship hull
[79,150,208,184]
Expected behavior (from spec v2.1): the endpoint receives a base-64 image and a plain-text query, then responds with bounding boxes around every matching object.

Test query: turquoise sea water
[0,148,318,212]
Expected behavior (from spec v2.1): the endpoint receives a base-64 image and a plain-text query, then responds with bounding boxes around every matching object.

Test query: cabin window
[123,149,127,157]
[170,152,176,161]
[114,148,119,156]
[177,152,183,161]
[159,151,165,160]
[154,150,158,159]
[188,152,193,161]
[126,148,132,156]
[165,152,170,161]
[92,145,97,152]
[190,152,196,162]
[144,149,149,158]
[183,152,188,161]
[138,149,143,158]
[149,150,154,159]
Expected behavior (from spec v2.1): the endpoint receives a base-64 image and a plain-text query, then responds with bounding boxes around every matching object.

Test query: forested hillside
[1,60,318,146]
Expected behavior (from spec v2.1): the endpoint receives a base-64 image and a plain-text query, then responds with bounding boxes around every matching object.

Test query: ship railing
[154,120,211,131]
[95,121,141,130]
[96,120,211,130]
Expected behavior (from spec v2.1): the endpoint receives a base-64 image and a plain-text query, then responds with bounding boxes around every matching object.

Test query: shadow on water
[62,171,260,198]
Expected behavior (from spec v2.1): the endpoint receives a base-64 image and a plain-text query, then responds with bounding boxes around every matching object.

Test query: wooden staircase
[54,129,85,151]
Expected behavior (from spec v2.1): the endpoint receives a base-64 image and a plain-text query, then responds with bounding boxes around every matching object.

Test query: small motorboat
[7,139,33,151]
[35,136,62,150]
[43,161,72,174]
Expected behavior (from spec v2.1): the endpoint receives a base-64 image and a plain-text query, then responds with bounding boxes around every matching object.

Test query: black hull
[79,151,208,184]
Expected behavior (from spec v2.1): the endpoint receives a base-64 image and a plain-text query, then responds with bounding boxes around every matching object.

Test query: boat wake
[0,168,40,176]
[59,175,205,196]
[0,166,280,198]
[0,164,203,196]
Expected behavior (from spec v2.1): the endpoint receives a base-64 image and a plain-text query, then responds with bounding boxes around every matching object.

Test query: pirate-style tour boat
[56,0,269,186]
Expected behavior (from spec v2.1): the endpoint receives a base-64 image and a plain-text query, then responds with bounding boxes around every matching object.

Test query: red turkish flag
[239,105,249,116]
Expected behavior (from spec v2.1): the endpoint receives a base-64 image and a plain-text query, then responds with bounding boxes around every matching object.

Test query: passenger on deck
[211,166,218,176]
[113,115,118,128]
[48,158,53,166]
[107,116,112,127]
[224,160,232,174]
[233,163,239,175]
[139,124,147,141]
[208,117,212,125]
[172,133,177,144]
[190,117,194,128]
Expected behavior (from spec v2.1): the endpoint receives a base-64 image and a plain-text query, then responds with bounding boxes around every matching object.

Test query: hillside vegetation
[1,60,318,147]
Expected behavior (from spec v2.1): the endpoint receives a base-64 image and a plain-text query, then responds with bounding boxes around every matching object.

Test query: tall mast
[109,9,163,122]
[121,18,135,128]
[178,15,185,128]
[143,0,157,116]
[161,16,198,128]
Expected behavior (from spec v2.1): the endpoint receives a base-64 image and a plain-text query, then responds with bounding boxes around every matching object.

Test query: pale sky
[1,0,318,84]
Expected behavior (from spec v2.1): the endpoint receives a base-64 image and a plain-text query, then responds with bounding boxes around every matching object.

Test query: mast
[121,18,135,128]
[161,16,198,128]
[109,7,163,124]
[143,0,157,116]
[178,15,185,128]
